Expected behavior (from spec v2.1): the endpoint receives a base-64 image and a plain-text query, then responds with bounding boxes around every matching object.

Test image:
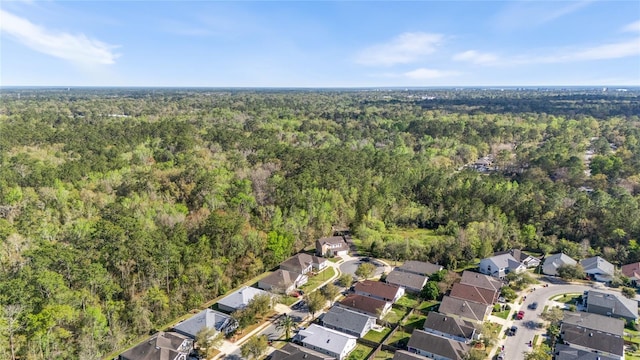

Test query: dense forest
[0,88,639,359]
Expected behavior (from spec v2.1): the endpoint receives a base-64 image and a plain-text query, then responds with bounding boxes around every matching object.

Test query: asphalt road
[223,302,310,359]
[503,280,624,360]
[339,258,387,279]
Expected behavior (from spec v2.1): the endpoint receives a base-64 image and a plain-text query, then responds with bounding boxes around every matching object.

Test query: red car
[516,310,525,320]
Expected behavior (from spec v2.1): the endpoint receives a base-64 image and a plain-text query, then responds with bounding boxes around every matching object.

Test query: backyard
[346,343,374,360]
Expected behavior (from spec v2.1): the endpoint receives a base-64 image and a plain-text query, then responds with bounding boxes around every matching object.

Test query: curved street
[498,279,625,360]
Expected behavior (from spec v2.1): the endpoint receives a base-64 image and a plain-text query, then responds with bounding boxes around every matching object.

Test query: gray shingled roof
[217,286,270,311]
[553,344,618,360]
[172,309,232,338]
[322,307,375,336]
[385,269,427,290]
[392,350,425,360]
[259,269,302,291]
[397,261,443,276]
[586,290,638,320]
[561,323,624,356]
[459,270,503,292]
[407,329,470,360]
[271,343,335,360]
[580,256,615,276]
[120,332,192,360]
[562,311,624,336]
[423,311,478,341]
[542,253,577,275]
[437,296,489,322]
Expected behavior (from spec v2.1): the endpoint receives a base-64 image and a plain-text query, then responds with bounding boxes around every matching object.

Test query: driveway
[501,281,624,360]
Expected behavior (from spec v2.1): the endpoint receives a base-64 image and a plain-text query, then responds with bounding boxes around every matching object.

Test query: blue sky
[1,1,639,87]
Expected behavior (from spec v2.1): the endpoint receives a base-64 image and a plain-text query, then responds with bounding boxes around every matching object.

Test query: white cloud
[0,9,119,65]
[354,32,443,66]
[404,68,461,79]
[622,20,640,33]
[524,38,640,64]
[453,50,498,65]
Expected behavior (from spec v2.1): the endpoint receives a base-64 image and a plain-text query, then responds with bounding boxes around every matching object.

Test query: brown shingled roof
[449,283,498,305]
[337,294,388,317]
[354,280,401,301]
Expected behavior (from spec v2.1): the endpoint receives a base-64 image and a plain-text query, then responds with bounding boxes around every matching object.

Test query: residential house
[459,271,503,292]
[562,312,624,336]
[392,350,427,360]
[502,249,541,268]
[479,253,526,279]
[385,269,427,293]
[354,280,404,303]
[542,253,577,276]
[316,236,349,257]
[336,294,391,319]
[422,312,480,343]
[321,306,377,338]
[553,344,618,360]
[437,296,491,323]
[396,260,443,276]
[449,283,498,306]
[580,256,615,283]
[407,329,470,360]
[258,269,308,294]
[297,324,357,360]
[172,309,234,339]
[560,322,624,360]
[271,343,335,360]
[119,331,193,360]
[217,286,270,313]
[281,253,328,274]
[583,290,638,322]
[621,261,640,287]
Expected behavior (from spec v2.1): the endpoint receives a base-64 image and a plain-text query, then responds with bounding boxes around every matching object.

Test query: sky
[1,0,639,87]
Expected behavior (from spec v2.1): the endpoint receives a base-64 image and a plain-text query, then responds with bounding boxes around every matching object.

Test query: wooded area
[0,88,639,359]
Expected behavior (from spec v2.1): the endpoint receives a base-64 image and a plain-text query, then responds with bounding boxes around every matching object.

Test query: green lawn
[363,326,392,343]
[493,309,511,320]
[372,350,395,360]
[385,329,411,347]
[383,307,406,324]
[417,300,439,311]
[279,295,299,306]
[624,329,640,345]
[402,313,427,331]
[550,293,581,304]
[300,267,336,293]
[346,343,374,360]
[626,354,640,360]
[396,293,420,309]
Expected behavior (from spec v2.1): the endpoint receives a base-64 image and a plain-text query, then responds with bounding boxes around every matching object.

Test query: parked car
[528,302,538,310]
[509,326,518,336]
[516,310,525,320]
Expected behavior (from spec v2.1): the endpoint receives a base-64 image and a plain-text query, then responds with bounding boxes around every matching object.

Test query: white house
[542,253,577,276]
[297,324,357,360]
[580,256,615,283]
[217,286,270,313]
[479,253,526,279]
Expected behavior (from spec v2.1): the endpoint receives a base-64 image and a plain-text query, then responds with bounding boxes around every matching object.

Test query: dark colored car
[509,326,518,336]
[528,302,538,310]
